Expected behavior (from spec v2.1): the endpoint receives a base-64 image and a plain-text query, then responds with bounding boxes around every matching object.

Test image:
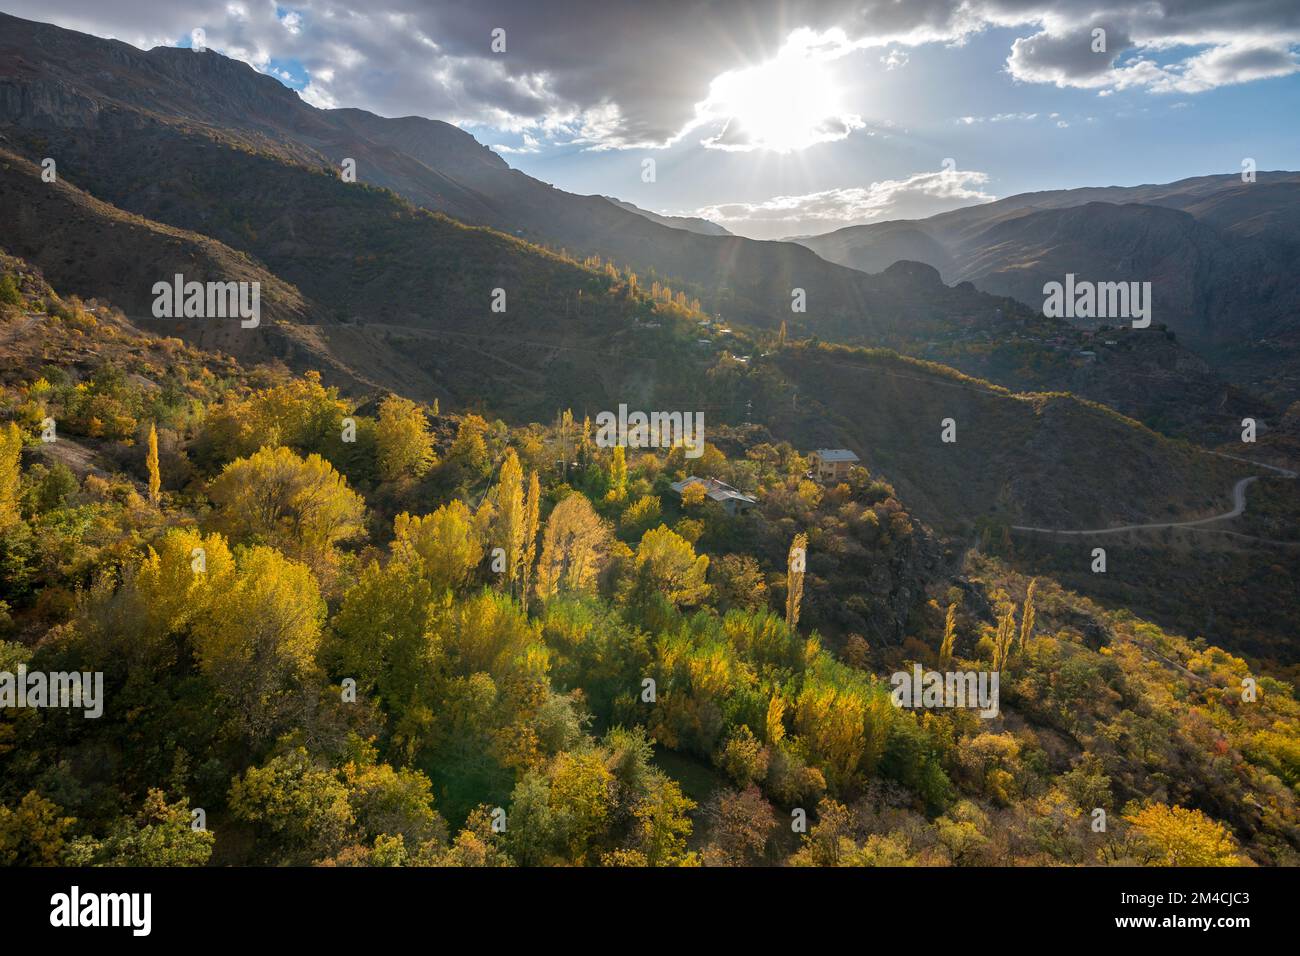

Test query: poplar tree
[494,449,525,594]
[785,532,807,633]
[938,602,958,669]
[521,470,541,600]
[0,422,23,531]
[1018,578,1038,654]
[992,605,1017,670]
[607,445,627,502]
[146,423,161,505]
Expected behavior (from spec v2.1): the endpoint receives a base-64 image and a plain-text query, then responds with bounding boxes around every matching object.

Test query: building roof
[813,448,860,463]
[669,476,757,506]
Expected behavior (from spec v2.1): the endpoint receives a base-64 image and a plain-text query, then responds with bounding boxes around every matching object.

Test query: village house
[669,476,757,515]
[809,448,860,483]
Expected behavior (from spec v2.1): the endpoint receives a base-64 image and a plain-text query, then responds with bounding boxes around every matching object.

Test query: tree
[703,785,774,866]
[392,502,483,591]
[631,525,709,607]
[376,395,435,482]
[492,449,525,594]
[0,791,76,866]
[0,422,22,532]
[619,494,661,537]
[96,790,214,866]
[146,422,161,505]
[710,553,768,612]
[522,470,541,600]
[938,602,958,668]
[191,546,326,738]
[228,747,355,864]
[208,445,366,575]
[1123,803,1240,866]
[535,493,610,599]
[448,414,490,480]
[785,531,807,632]
[329,558,438,707]
[606,445,627,502]
[992,604,1017,670]
[1018,578,1038,653]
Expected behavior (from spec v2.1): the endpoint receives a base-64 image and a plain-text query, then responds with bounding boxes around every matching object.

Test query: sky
[5,0,1299,239]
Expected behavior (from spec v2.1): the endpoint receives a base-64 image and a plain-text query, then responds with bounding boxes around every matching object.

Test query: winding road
[1011,451,1298,540]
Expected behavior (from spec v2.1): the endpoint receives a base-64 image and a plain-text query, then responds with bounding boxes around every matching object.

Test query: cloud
[4,0,1299,152]
[688,168,995,239]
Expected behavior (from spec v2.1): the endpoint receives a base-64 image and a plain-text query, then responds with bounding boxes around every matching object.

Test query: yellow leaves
[134,527,234,635]
[376,394,435,482]
[393,501,483,591]
[535,493,609,600]
[1123,803,1242,866]
[208,445,365,577]
[146,422,161,505]
[191,545,325,681]
[634,525,709,607]
[765,693,787,745]
[0,421,22,532]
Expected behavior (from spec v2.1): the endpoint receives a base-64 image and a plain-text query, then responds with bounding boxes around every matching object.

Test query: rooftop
[813,448,860,463]
[669,476,757,505]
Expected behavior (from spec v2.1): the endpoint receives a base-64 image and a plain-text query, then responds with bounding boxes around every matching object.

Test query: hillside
[0,10,1034,341]
[759,343,1250,532]
[795,174,1300,403]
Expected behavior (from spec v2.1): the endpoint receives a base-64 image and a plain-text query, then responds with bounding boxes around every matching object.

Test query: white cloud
[4,0,1298,152]
[688,168,995,238]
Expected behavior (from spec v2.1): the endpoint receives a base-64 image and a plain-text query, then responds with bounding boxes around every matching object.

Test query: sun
[701,50,860,153]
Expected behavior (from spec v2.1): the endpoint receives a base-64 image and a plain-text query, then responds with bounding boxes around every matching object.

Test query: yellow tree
[991,605,1017,670]
[535,493,610,600]
[146,423,161,505]
[1018,578,1038,653]
[606,445,627,502]
[938,602,958,668]
[376,395,435,482]
[785,532,808,632]
[521,470,541,601]
[0,422,22,531]
[493,449,525,594]
[1123,804,1240,866]
[208,445,366,576]
[192,546,326,739]
[632,525,709,607]
[392,502,484,591]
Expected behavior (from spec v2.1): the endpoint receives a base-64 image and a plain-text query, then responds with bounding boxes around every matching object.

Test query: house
[669,476,757,516]
[809,448,860,483]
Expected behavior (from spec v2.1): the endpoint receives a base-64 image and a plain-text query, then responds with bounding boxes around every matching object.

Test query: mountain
[794,174,1300,402]
[0,11,1270,539]
[602,197,732,236]
[0,10,1031,341]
